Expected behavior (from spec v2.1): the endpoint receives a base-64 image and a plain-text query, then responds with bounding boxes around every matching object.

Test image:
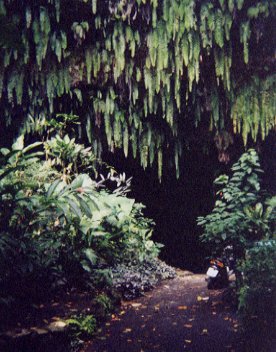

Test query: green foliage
[94,293,113,318]
[238,240,276,328]
[44,134,97,177]
[0,147,104,301]
[232,75,276,144]
[95,202,163,264]
[0,130,166,306]
[198,150,260,250]
[67,314,97,337]
[198,149,276,335]
[0,0,275,179]
[197,149,275,278]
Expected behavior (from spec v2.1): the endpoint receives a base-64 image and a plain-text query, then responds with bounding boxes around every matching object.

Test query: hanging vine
[0,0,275,179]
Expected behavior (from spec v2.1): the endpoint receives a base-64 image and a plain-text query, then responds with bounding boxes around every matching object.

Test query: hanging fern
[0,0,275,180]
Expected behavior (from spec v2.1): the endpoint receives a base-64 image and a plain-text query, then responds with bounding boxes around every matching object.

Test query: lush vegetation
[0,122,174,319]
[198,149,275,328]
[0,0,275,178]
[0,2,275,348]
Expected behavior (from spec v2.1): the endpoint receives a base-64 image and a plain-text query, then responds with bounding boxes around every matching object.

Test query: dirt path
[83,271,246,352]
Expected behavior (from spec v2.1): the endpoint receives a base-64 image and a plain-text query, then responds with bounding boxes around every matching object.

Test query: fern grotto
[0,0,275,179]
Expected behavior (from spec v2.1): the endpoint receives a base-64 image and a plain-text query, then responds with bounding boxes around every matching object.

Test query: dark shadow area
[103,142,227,272]
[103,133,275,273]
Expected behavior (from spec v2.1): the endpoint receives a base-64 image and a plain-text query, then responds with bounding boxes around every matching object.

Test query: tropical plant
[0,132,168,308]
[197,148,276,339]
[44,134,97,178]
[66,314,97,337]
[197,149,275,283]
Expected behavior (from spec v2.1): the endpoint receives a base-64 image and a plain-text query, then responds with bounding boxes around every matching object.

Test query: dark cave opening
[103,142,228,272]
[103,133,276,273]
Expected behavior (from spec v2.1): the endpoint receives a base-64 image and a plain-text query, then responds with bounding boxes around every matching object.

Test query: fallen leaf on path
[119,311,126,315]
[197,296,209,301]
[184,324,193,328]
[177,305,188,310]
[200,329,208,335]
[185,340,192,344]
[111,316,121,321]
[123,328,132,333]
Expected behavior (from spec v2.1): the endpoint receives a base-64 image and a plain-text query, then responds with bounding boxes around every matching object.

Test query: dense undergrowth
[0,119,175,333]
[198,149,276,333]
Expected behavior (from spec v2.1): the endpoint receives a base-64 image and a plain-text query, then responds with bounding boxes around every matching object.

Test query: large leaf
[47,179,64,198]
[83,248,98,265]
[12,135,24,150]
[98,192,135,218]
[65,196,82,218]
[75,194,93,218]
[70,174,94,190]
[22,141,43,154]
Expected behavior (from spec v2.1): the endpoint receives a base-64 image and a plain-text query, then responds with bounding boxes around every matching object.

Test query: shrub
[197,149,275,284]
[198,149,276,342]
[0,132,169,309]
[238,240,276,326]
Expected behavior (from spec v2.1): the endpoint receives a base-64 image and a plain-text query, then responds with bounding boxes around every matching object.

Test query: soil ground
[83,271,247,352]
[1,270,274,352]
